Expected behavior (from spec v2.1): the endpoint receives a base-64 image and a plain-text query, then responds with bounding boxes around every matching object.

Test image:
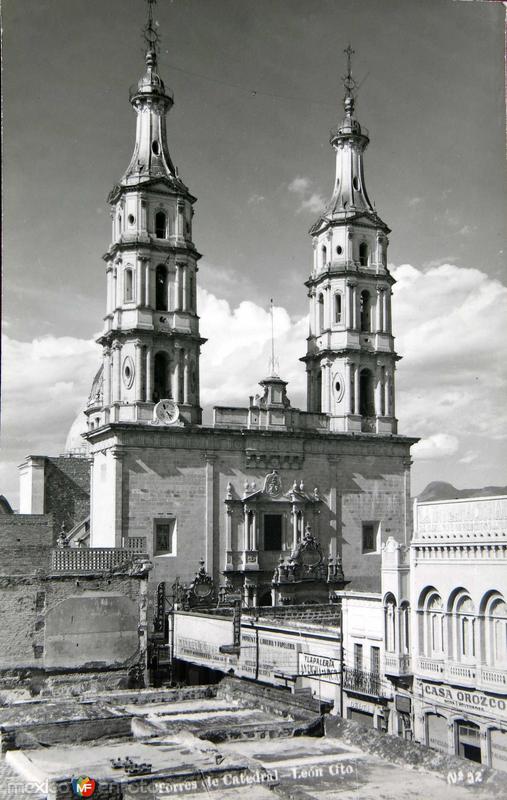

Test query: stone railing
[415,657,507,691]
[51,547,148,574]
[384,653,412,676]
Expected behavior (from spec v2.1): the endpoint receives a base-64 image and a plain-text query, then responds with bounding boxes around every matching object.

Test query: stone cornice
[103,240,202,263]
[84,421,419,452]
[305,267,395,289]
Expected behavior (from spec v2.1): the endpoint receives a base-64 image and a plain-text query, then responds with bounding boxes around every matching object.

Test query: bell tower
[95,0,204,428]
[302,47,398,435]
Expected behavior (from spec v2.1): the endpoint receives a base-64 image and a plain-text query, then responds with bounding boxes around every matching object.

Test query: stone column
[112,266,118,311]
[376,288,384,332]
[103,348,111,406]
[145,346,153,403]
[251,510,257,550]
[374,363,382,417]
[144,261,151,307]
[106,268,113,315]
[386,290,392,334]
[354,363,360,416]
[204,453,216,578]
[383,290,389,334]
[244,507,250,551]
[183,351,190,404]
[292,506,299,550]
[177,200,185,239]
[175,263,182,310]
[182,265,188,312]
[173,347,180,403]
[111,447,124,548]
[346,360,354,414]
[137,257,147,307]
[135,340,143,403]
[112,342,122,402]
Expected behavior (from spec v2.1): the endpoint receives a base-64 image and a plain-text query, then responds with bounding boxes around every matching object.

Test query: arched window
[155,211,167,239]
[454,594,475,660]
[359,369,374,417]
[359,241,369,267]
[484,595,507,667]
[155,265,168,311]
[318,293,325,333]
[400,601,410,654]
[153,351,170,402]
[124,269,133,302]
[334,292,342,324]
[321,244,328,268]
[385,594,397,652]
[423,592,444,657]
[360,290,371,332]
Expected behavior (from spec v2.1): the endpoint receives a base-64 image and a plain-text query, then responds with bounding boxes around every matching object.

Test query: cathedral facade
[83,39,417,605]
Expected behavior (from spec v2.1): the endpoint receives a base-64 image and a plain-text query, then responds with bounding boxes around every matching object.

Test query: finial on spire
[342,44,357,117]
[144,0,160,65]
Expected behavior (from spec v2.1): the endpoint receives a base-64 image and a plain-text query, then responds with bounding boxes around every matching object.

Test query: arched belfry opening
[360,290,371,332]
[153,351,171,402]
[156,265,168,311]
[359,368,375,417]
[155,211,167,239]
[359,241,369,267]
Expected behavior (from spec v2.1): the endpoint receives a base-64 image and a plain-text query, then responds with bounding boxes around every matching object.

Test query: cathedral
[23,19,417,608]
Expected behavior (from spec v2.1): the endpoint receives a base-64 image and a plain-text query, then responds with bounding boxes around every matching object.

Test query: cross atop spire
[342,44,357,117]
[144,0,160,65]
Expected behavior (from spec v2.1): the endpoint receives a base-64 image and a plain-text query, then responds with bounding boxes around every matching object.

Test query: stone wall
[0,568,148,695]
[0,514,53,574]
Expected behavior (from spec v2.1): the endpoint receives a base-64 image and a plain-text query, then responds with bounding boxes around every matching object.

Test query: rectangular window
[371,646,380,674]
[154,519,176,556]
[362,522,379,554]
[354,643,363,671]
[264,513,282,551]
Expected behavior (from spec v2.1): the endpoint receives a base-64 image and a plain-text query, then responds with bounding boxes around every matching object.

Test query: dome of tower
[64,408,90,456]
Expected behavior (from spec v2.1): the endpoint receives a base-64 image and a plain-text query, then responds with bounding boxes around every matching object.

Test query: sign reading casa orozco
[298,652,341,684]
[419,681,507,722]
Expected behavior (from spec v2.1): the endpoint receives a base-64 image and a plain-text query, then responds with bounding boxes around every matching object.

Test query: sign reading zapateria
[420,681,507,722]
[298,652,341,684]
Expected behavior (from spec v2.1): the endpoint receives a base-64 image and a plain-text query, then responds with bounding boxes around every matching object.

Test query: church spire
[94,1,205,429]
[302,47,398,436]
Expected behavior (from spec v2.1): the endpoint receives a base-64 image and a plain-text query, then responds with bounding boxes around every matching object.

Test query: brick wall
[0,515,53,574]
[44,456,90,537]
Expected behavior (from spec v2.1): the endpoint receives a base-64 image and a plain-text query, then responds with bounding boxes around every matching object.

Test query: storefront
[342,695,388,730]
[414,680,507,768]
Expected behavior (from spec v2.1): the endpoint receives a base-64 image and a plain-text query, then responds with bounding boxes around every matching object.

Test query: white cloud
[408,197,422,207]
[248,193,265,205]
[412,434,459,461]
[288,176,325,215]
[288,176,311,194]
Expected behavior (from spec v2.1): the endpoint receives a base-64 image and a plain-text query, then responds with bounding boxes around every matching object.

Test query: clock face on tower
[154,399,180,425]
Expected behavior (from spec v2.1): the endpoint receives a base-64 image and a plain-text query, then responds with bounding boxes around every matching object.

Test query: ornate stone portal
[222,471,344,606]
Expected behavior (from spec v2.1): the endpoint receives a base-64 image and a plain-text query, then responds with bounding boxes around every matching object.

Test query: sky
[1,0,506,507]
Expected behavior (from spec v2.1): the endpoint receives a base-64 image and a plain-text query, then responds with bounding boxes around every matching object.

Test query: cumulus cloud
[288,176,325,215]
[411,434,459,460]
